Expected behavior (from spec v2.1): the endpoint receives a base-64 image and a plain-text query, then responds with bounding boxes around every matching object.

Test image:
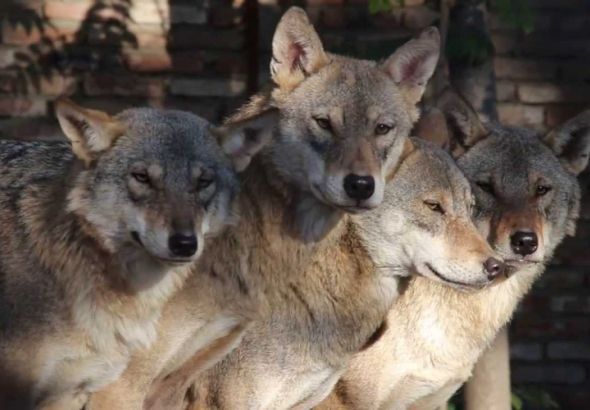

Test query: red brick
[125,51,172,73]
[83,74,167,98]
[170,77,246,97]
[496,81,516,102]
[560,61,590,82]
[213,53,247,75]
[0,98,47,116]
[209,8,242,28]
[551,295,590,313]
[321,8,348,29]
[519,295,551,313]
[497,103,545,127]
[371,11,403,29]
[513,316,556,338]
[307,0,343,5]
[518,83,590,104]
[44,0,169,25]
[402,6,438,30]
[545,105,587,128]
[492,35,520,55]
[1,23,78,46]
[168,27,245,51]
[495,58,557,80]
[552,389,590,409]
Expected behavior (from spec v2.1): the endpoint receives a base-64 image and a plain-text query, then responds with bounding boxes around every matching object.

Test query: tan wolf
[88,6,442,410]
[0,99,273,410]
[315,88,590,410]
[187,135,505,410]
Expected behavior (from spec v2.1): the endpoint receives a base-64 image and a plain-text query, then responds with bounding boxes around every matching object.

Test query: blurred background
[0,0,589,408]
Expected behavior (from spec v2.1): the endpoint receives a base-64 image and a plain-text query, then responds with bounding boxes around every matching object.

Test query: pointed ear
[543,108,590,176]
[434,87,488,157]
[211,108,279,172]
[381,27,440,106]
[270,7,330,91]
[55,99,124,167]
[413,106,452,152]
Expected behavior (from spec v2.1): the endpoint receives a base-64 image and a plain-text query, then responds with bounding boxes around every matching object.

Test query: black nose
[343,174,375,201]
[510,231,538,256]
[484,257,505,280]
[168,233,198,257]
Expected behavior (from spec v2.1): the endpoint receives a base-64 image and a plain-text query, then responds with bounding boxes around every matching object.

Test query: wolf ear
[543,108,590,176]
[270,7,330,91]
[211,108,279,172]
[432,88,488,158]
[381,27,440,106]
[55,99,124,167]
[413,106,452,152]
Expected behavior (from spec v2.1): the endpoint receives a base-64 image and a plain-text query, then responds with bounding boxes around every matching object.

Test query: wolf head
[56,100,277,288]
[415,89,590,276]
[359,138,504,291]
[266,7,439,238]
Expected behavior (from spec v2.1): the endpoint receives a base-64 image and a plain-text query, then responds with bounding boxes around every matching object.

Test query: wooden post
[464,327,512,410]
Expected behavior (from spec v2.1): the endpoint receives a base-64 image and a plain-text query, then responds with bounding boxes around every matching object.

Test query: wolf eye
[132,171,150,184]
[375,124,392,135]
[424,200,444,214]
[197,177,214,190]
[536,184,551,196]
[314,117,332,131]
[476,181,494,194]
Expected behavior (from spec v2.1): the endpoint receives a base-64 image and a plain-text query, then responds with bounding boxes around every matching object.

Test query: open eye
[424,200,444,214]
[375,124,392,135]
[476,181,494,194]
[132,171,150,184]
[536,184,551,196]
[197,176,214,190]
[314,117,332,131]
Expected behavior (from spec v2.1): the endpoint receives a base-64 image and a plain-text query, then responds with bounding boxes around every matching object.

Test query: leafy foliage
[494,0,535,35]
[368,0,404,14]
[513,386,561,410]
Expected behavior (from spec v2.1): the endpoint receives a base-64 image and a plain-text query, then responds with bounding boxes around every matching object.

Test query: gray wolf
[315,88,590,410]
[187,136,503,410]
[88,7,442,410]
[0,99,272,410]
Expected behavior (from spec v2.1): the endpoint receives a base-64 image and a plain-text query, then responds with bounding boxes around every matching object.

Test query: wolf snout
[168,232,198,258]
[343,174,375,201]
[484,257,505,280]
[510,231,538,256]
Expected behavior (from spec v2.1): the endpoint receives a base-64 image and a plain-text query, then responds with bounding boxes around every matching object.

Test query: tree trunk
[464,327,512,410]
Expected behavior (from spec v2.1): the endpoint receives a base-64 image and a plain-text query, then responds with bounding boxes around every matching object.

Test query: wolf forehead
[114,108,228,165]
[462,124,569,181]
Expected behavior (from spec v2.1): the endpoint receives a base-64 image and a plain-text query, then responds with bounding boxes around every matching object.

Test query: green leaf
[511,393,523,410]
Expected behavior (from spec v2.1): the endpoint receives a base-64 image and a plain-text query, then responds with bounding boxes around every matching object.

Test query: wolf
[314,88,590,410]
[187,135,505,410]
[0,99,274,410]
[87,7,442,410]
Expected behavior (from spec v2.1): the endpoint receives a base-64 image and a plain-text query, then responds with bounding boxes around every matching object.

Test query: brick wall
[489,1,590,407]
[1,0,589,407]
[0,0,250,137]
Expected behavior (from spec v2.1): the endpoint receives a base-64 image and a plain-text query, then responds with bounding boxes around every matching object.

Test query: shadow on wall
[0,0,137,140]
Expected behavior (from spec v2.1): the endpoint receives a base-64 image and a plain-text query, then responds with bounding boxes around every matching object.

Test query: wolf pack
[0,6,589,410]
